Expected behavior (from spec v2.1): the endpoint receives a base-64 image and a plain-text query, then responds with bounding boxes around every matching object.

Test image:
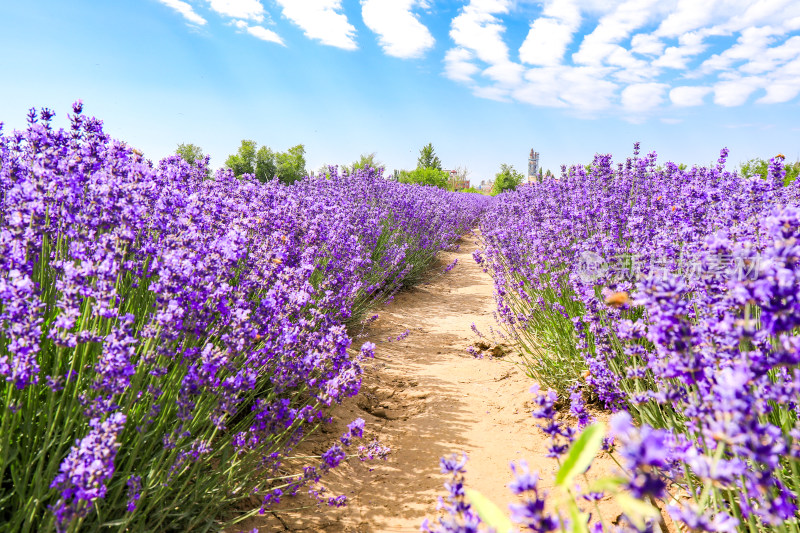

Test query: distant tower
[528,149,540,184]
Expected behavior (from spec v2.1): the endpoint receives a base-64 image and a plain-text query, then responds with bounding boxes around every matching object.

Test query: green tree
[225,141,306,184]
[351,152,383,173]
[255,146,277,182]
[417,143,442,170]
[787,161,800,184]
[275,144,306,185]
[398,167,449,189]
[491,164,524,195]
[176,143,205,165]
[225,140,257,177]
[739,157,769,180]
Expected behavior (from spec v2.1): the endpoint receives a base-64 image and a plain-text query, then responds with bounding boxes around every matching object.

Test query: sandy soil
[241,234,636,533]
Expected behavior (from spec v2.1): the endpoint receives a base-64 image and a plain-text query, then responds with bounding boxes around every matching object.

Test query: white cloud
[153,0,800,117]
[756,56,800,102]
[701,29,800,80]
[562,0,628,15]
[630,33,665,56]
[606,46,649,71]
[558,67,619,111]
[512,67,568,108]
[207,0,264,22]
[741,35,800,74]
[654,0,720,38]
[652,31,707,69]
[511,66,617,112]
[710,0,799,35]
[473,85,511,101]
[669,85,712,106]
[246,25,284,45]
[158,0,207,25]
[438,0,800,115]
[519,0,581,66]
[713,76,764,105]
[781,55,800,76]
[703,26,778,74]
[519,18,576,66]
[483,61,524,85]
[757,79,800,103]
[274,0,357,50]
[450,0,512,65]
[573,0,661,65]
[621,82,669,112]
[444,47,480,83]
[361,0,435,59]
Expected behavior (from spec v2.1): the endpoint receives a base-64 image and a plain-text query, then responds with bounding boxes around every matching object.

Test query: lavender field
[448,145,800,532]
[3,104,800,533]
[4,0,800,531]
[0,105,488,532]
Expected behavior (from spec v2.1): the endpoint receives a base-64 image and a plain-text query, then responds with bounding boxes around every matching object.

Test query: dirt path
[245,234,620,532]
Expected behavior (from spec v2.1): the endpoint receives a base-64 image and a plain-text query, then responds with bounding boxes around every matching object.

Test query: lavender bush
[0,103,487,531]
[477,145,800,531]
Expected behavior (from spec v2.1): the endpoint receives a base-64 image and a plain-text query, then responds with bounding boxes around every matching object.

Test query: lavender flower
[508,461,558,532]
[50,413,126,530]
[444,258,459,273]
[125,475,142,512]
[422,453,482,533]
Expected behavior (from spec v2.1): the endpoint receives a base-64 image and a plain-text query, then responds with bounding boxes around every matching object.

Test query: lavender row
[473,145,800,531]
[0,103,488,532]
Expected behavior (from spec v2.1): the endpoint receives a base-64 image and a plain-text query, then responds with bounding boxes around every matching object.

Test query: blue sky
[1,0,799,184]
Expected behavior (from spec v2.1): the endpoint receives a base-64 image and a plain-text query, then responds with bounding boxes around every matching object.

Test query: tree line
[175,141,531,194]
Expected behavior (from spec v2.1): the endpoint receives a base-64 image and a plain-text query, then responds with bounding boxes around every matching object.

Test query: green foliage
[465,489,515,533]
[225,141,306,185]
[255,146,276,182]
[555,422,605,488]
[351,152,383,173]
[787,161,800,184]
[491,164,524,195]
[338,153,383,177]
[417,142,442,170]
[398,167,449,189]
[275,144,306,185]
[225,139,257,177]
[459,186,484,194]
[176,143,205,165]
[786,161,800,184]
[568,501,591,533]
[739,156,800,185]
[739,157,769,180]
